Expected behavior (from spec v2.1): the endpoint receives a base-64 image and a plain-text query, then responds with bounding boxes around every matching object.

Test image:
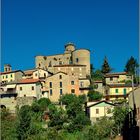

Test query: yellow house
[0,70,24,84]
[86,100,115,123]
[105,72,132,85]
[104,84,134,101]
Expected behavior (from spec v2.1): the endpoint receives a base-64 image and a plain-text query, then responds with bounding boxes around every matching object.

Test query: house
[16,79,42,99]
[86,100,115,123]
[0,66,24,84]
[23,68,52,79]
[93,80,104,94]
[105,72,132,85]
[104,84,136,101]
[0,79,42,112]
[0,84,17,113]
[45,71,81,102]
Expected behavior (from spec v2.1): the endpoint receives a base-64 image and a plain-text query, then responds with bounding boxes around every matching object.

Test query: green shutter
[115,89,118,93]
[123,89,126,95]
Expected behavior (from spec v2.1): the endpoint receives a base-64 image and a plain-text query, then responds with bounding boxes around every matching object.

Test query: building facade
[35,43,90,76]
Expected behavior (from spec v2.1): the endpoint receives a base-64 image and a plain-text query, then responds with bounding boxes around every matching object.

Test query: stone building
[45,71,81,102]
[35,43,90,76]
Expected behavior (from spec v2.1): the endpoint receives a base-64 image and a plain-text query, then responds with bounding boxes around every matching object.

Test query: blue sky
[1,0,139,72]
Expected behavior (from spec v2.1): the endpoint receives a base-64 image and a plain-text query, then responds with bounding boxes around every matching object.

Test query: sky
[1,0,139,72]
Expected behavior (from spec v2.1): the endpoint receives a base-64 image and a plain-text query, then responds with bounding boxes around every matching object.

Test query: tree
[37,98,51,112]
[101,56,112,74]
[59,94,91,132]
[16,105,32,140]
[87,90,103,101]
[112,106,129,135]
[92,69,104,81]
[124,56,139,76]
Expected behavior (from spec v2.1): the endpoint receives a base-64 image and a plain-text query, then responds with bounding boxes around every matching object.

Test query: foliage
[59,94,77,106]
[92,69,104,81]
[78,94,87,104]
[37,98,51,112]
[16,105,32,140]
[48,104,68,130]
[1,108,10,120]
[112,106,129,134]
[87,90,103,101]
[1,113,17,140]
[101,56,112,74]
[82,117,115,140]
[124,56,139,76]
[125,80,132,84]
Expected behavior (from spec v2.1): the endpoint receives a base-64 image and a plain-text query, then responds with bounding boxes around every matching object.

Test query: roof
[47,71,67,78]
[17,79,41,84]
[54,64,86,67]
[24,68,52,75]
[107,84,138,88]
[0,70,24,75]
[87,100,115,108]
[105,72,129,77]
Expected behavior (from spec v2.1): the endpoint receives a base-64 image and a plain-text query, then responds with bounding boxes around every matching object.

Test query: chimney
[4,64,12,72]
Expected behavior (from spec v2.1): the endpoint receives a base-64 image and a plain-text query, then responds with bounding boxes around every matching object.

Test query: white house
[86,100,115,123]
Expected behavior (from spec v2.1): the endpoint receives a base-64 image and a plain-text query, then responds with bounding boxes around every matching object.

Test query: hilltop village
[0,43,140,124]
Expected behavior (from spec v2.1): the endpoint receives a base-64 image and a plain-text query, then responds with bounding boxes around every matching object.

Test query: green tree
[37,98,51,112]
[16,105,32,140]
[87,90,103,101]
[124,56,139,75]
[92,69,104,81]
[112,106,129,135]
[101,56,112,74]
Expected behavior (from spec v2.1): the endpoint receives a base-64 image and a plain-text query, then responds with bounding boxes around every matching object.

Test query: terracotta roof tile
[17,79,40,84]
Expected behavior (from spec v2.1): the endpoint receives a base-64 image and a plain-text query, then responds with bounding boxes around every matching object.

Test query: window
[123,89,127,95]
[49,61,52,67]
[49,82,52,88]
[59,61,62,65]
[6,75,8,78]
[39,63,41,67]
[60,89,63,95]
[59,75,62,79]
[76,58,79,63]
[71,89,75,93]
[96,109,99,114]
[50,89,53,96]
[20,87,22,91]
[32,86,34,90]
[71,81,74,85]
[80,82,84,87]
[44,73,46,77]
[110,77,113,81]
[3,76,4,79]
[11,74,12,78]
[35,73,38,77]
[60,82,62,88]
[115,89,118,93]
[24,94,26,97]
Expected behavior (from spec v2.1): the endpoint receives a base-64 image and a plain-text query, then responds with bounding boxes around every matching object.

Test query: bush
[87,90,103,101]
